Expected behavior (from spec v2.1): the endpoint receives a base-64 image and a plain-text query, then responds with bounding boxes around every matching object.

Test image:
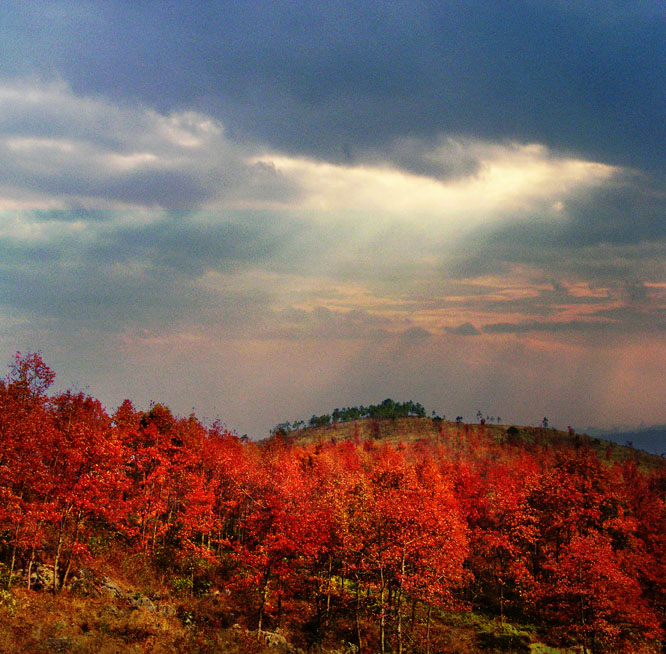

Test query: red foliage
[0,353,665,653]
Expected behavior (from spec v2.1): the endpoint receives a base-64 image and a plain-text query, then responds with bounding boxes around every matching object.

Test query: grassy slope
[0,550,281,654]
[278,416,665,470]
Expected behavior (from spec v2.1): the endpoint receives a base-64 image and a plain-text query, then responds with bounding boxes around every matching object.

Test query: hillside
[276,415,665,471]
[1,354,666,654]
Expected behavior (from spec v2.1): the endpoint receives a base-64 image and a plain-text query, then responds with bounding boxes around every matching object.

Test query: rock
[69,567,100,597]
[44,636,72,652]
[100,577,125,599]
[325,646,357,654]
[130,595,156,612]
[77,567,95,581]
[101,604,119,618]
[260,630,289,651]
[529,644,585,654]
[158,603,176,617]
[31,564,56,591]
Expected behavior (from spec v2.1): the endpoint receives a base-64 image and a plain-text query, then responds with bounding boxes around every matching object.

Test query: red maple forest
[1,352,665,653]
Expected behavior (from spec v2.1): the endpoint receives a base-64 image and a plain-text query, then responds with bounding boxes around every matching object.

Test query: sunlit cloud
[255,143,617,227]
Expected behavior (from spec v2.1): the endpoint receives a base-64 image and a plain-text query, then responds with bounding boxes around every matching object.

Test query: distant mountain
[586,424,666,456]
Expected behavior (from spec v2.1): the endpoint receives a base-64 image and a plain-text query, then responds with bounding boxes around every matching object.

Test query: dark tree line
[272,398,427,435]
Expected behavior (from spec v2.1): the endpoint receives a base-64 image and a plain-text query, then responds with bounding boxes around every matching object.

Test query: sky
[1,1,665,438]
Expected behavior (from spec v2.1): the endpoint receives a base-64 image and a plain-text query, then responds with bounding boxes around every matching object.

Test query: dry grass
[0,580,276,654]
[281,417,665,471]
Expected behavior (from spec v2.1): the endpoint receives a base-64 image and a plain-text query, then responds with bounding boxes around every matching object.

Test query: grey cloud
[97,211,303,276]
[1,2,665,174]
[91,170,210,209]
[446,322,481,336]
[559,173,666,246]
[0,81,299,209]
[264,306,396,341]
[398,326,433,343]
[0,242,209,329]
[481,320,612,335]
[591,304,666,333]
[0,210,297,332]
[3,202,440,343]
[0,256,274,335]
[0,161,210,209]
[350,136,481,181]
[444,169,666,289]
[14,209,113,223]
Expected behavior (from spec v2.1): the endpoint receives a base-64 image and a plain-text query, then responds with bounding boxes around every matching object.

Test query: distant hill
[586,424,666,456]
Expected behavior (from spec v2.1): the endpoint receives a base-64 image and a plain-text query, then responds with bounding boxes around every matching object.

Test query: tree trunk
[27,546,36,590]
[276,576,283,628]
[425,604,432,654]
[7,542,17,589]
[7,523,20,588]
[325,556,333,620]
[62,514,82,589]
[53,524,64,594]
[257,571,270,634]
[579,559,589,654]
[151,510,160,552]
[354,574,363,654]
[379,566,386,654]
[499,575,504,624]
[409,598,417,638]
[397,549,405,654]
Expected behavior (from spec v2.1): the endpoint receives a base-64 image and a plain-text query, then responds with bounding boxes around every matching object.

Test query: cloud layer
[3,2,664,170]
[1,3,665,436]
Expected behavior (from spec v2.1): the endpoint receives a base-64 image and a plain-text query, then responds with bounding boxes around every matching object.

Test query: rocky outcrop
[128,594,156,612]
[21,565,176,618]
[256,629,307,653]
[44,636,72,652]
[30,564,56,591]
[261,630,289,650]
[99,576,125,599]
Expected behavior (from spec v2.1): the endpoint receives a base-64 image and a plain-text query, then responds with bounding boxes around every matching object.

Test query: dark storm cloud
[1,2,664,173]
[470,172,666,253]
[349,136,482,181]
[560,173,666,246]
[2,1,666,438]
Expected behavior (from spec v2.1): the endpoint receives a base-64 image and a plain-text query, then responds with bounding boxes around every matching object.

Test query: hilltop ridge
[267,414,665,471]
